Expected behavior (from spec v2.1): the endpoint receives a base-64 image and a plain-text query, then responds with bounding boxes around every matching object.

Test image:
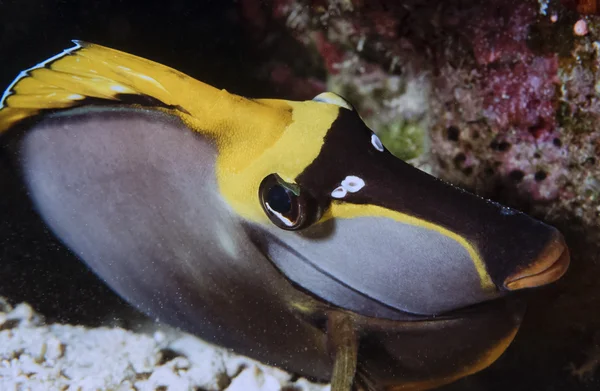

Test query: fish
[0,41,570,390]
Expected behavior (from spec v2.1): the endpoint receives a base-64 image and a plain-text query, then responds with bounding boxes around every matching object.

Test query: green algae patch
[375,120,425,161]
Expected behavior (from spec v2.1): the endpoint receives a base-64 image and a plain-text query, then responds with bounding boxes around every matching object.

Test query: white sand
[0,297,329,391]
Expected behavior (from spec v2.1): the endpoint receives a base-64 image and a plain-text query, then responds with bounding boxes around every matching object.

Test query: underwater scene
[0,0,598,390]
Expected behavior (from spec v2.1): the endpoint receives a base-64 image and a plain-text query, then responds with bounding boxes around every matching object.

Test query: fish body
[0,42,570,390]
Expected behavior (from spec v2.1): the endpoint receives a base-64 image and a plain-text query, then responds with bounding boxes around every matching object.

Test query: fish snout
[503,232,570,291]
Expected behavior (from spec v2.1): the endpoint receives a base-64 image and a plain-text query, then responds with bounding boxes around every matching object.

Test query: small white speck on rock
[153,331,166,343]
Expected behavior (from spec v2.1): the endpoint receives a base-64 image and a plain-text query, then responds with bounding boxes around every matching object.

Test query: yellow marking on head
[323,203,495,291]
[215,99,340,224]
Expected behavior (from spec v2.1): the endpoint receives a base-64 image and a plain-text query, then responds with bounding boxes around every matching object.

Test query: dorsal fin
[0,41,173,132]
[0,41,294,144]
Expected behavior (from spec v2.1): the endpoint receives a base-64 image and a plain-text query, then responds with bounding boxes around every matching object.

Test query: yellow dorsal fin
[0,41,293,151]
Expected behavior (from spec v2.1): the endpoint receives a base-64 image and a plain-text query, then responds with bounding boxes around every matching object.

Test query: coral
[240,0,433,160]
[238,0,600,214]
[239,0,574,195]
[562,0,600,15]
[324,52,430,160]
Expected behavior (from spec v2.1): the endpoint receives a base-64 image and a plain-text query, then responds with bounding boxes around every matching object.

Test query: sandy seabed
[0,297,329,391]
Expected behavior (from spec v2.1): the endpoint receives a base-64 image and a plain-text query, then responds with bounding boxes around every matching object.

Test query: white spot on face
[331,186,348,199]
[331,175,365,199]
[371,133,384,152]
[265,203,294,227]
[67,94,84,100]
[110,85,128,93]
[341,175,365,193]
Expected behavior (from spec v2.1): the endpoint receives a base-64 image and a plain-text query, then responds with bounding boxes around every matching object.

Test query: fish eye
[259,174,321,230]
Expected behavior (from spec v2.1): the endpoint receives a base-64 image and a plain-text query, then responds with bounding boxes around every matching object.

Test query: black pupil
[267,185,292,213]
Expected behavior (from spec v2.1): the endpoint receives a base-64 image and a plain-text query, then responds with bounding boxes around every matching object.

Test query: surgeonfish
[0,42,570,390]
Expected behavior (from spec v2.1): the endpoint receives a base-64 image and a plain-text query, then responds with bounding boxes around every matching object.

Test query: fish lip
[503,232,570,291]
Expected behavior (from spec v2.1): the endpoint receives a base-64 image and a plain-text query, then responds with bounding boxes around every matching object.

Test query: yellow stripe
[216,100,340,223]
[325,203,495,291]
[385,325,519,390]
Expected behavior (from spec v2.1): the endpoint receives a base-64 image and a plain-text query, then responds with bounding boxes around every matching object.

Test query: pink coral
[469,2,560,138]
[482,58,559,137]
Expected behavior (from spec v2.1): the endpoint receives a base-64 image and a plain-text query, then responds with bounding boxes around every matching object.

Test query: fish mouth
[503,232,570,291]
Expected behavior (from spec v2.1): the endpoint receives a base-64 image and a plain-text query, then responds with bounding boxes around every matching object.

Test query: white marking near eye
[331,186,348,199]
[265,203,294,227]
[371,133,384,152]
[110,85,128,93]
[341,175,365,193]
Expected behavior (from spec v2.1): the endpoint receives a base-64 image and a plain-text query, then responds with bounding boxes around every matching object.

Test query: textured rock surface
[0,297,328,391]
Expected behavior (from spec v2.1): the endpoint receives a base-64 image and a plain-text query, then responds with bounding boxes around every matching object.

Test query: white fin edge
[0,40,83,109]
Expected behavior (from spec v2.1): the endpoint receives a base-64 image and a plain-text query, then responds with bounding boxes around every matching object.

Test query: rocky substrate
[0,297,328,391]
